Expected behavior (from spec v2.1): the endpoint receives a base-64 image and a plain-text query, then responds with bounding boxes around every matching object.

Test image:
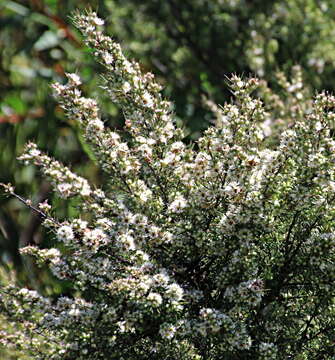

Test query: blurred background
[1,0,335,357]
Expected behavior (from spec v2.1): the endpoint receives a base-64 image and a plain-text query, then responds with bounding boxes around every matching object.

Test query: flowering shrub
[104,0,335,132]
[1,10,335,359]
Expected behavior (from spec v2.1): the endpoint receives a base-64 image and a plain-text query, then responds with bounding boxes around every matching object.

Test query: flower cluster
[1,10,335,360]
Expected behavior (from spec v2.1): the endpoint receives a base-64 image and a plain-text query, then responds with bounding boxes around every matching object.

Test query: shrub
[2,0,335,267]
[106,0,335,131]
[1,10,334,359]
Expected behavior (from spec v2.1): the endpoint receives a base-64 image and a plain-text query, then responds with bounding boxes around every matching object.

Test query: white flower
[124,60,135,74]
[102,51,114,64]
[45,248,61,258]
[80,181,91,197]
[57,183,73,198]
[51,83,66,96]
[153,272,170,285]
[159,323,177,340]
[162,231,173,243]
[38,200,51,212]
[236,80,244,88]
[87,119,104,133]
[315,121,323,131]
[147,292,163,306]
[77,97,96,109]
[132,75,141,87]
[84,228,108,247]
[29,148,41,158]
[57,225,74,243]
[69,308,80,317]
[165,283,184,301]
[122,81,131,94]
[92,16,104,26]
[118,232,136,250]
[139,189,152,203]
[18,289,40,302]
[223,181,240,196]
[170,141,185,153]
[141,92,154,108]
[161,152,179,166]
[72,219,88,230]
[137,143,152,158]
[168,194,187,213]
[259,342,276,353]
[66,73,81,86]
[194,152,211,172]
[117,321,126,333]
